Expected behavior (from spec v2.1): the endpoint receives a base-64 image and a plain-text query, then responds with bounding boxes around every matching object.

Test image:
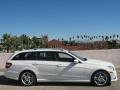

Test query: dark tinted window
[57,52,74,62]
[37,52,56,61]
[12,52,36,60]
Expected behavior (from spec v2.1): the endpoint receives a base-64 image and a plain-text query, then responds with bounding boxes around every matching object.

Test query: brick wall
[48,39,108,50]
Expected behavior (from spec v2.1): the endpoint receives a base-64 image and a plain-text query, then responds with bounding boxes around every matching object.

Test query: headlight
[108,66,114,71]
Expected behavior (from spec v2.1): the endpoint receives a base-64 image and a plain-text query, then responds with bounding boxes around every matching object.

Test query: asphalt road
[0,70,120,90]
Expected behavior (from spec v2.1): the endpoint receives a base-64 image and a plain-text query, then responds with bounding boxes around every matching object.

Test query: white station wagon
[4,48,118,86]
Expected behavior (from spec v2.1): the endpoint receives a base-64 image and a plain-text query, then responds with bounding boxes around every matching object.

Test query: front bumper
[109,70,118,81]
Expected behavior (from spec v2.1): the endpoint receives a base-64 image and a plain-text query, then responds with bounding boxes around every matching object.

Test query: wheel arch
[91,69,111,82]
[19,69,37,81]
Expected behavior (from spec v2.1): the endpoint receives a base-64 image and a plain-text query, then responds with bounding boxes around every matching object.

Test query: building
[41,35,48,48]
[0,36,112,51]
[48,39,108,50]
[48,39,81,50]
[35,35,48,48]
[48,39,63,48]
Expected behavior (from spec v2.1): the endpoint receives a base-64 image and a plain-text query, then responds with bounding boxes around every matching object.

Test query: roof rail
[15,48,68,52]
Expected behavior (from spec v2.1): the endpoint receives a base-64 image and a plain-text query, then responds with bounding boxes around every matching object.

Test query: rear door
[11,52,37,75]
[35,51,57,80]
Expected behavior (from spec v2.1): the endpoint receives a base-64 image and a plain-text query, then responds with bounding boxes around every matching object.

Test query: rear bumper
[4,70,19,80]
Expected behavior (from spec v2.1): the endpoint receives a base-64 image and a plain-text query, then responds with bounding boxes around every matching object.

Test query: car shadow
[0,75,93,87]
[37,82,92,87]
[0,75,20,86]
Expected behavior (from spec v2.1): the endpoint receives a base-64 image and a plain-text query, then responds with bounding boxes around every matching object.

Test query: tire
[91,71,111,86]
[19,71,37,86]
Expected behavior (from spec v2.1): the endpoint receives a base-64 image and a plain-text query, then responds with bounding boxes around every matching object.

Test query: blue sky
[0,0,120,39]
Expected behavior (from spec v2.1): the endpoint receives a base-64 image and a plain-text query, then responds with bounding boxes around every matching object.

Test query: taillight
[5,62,12,69]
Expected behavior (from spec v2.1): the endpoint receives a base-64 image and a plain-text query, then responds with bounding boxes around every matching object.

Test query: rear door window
[12,52,36,60]
[37,51,56,61]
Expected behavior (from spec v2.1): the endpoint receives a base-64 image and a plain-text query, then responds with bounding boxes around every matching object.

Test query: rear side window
[37,51,56,61]
[12,52,36,60]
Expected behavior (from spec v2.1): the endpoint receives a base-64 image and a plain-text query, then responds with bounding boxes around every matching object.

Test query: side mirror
[83,58,87,61]
[74,59,79,64]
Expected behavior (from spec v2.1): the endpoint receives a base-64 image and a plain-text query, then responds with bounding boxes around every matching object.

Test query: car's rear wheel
[91,71,111,86]
[19,71,36,86]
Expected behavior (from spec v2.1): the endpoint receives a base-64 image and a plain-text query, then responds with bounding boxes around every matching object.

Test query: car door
[55,52,85,81]
[35,51,57,80]
[11,52,38,73]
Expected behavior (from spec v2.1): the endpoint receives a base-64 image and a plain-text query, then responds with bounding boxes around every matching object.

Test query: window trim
[11,51,75,62]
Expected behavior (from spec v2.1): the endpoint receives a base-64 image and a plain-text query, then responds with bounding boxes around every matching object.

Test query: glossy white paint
[4,48,118,84]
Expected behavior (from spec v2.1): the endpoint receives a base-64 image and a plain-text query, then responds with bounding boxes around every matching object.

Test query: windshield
[69,51,87,61]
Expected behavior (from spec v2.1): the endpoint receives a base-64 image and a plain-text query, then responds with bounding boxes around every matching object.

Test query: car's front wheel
[19,71,36,86]
[91,71,111,86]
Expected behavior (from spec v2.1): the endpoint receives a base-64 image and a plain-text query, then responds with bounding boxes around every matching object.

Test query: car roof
[15,48,69,54]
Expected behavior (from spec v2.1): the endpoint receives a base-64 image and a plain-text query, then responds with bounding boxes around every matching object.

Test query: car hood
[84,58,114,67]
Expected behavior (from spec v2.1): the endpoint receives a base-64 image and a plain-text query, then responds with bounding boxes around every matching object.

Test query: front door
[55,52,85,81]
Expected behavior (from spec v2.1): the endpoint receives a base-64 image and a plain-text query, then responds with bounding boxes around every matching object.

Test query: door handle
[32,63,39,65]
[56,65,61,67]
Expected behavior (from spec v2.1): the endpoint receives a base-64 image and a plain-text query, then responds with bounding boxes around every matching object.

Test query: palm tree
[113,34,115,40]
[105,36,109,41]
[93,36,96,41]
[95,36,97,41]
[83,35,86,38]
[80,35,83,42]
[69,37,71,41]
[87,35,89,41]
[117,35,119,40]
[76,35,79,43]
[98,35,101,41]
[89,37,92,41]
[61,38,64,41]
[85,35,88,40]
[57,38,60,41]
[102,36,104,41]
[72,36,75,41]
[19,34,30,49]
[2,33,11,52]
[32,36,40,48]
[109,36,112,41]
[10,36,20,51]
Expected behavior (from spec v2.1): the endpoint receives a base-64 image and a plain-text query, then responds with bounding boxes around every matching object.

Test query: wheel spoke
[94,72,108,86]
[21,72,35,85]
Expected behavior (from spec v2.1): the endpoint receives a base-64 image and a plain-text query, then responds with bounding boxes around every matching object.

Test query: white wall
[73,49,120,68]
[0,53,12,70]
